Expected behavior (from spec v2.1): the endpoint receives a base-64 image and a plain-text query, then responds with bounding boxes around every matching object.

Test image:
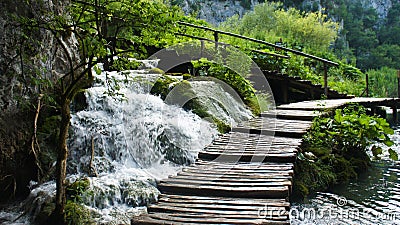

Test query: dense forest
[0,0,398,224]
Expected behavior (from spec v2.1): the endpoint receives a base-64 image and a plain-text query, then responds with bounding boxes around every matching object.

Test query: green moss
[182,73,191,80]
[148,68,165,74]
[150,75,178,99]
[212,118,231,133]
[64,201,93,225]
[150,76,232,134]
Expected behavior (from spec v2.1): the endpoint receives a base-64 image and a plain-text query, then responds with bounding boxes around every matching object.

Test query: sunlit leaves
[70,0,184,59]
[219,2,339,51]
[389,149,398,161]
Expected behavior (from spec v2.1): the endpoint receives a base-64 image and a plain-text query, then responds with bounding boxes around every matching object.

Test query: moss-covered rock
[150,75,178,99]
[64,201,94,225]
[148,67,165,75]
[182,73,191,80]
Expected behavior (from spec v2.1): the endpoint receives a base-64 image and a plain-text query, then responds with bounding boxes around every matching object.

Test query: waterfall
[0,57,260,224]
[190,80,253,126]
[0,61,219,224]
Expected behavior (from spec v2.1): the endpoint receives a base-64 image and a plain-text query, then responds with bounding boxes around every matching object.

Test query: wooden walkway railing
[176,21,339,96]
[132,97,399,224]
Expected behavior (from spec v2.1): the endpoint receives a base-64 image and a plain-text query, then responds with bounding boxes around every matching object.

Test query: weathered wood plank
[158,183,289,198]
[150,203,288,215]
[158,194,290,207]
[198,151,296,163]
[261,109,325,120]
[159,178,292,187]
[173,172,292,180]
[232,118,311,137]
[136,213,291,225]
[181,167,293,174]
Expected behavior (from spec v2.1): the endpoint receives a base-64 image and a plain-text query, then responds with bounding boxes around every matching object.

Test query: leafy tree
[219,2,339,52]
[379,2,400,46]
[13,0,183,222]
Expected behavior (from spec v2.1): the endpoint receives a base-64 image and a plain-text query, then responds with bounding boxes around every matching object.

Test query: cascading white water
[66,63,220,223]
[190,80,254,126]
[0,61,221,224]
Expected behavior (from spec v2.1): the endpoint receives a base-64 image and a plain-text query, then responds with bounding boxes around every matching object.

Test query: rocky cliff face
[178,0,261,24]
[0,0,76,202]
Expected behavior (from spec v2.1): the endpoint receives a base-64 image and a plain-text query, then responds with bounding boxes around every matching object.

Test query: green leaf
[93,65,102,75]
[371,145,383,157]
[384,140,395,147]
[388,149,398,161]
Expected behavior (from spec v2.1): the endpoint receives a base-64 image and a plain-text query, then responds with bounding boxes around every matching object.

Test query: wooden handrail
[175,33,290,59]
[177,21,340,96]
[177,21,339,67]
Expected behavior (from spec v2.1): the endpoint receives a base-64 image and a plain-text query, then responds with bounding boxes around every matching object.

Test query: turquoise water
[291,125,400,225]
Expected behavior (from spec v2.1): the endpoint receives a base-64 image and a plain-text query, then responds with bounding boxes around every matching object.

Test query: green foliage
[70,0,185,60]
[64,201,93,225]
[367,67,399,97]
[294,105,396,200]
[109,58,141,71]
[66,178,91,203]
[305,105,394,156]
[219,2,339,52]
[64,178,93,224]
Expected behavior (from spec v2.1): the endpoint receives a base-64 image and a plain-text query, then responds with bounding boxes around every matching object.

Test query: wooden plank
[261,109,325,121]
[158,194,290,207]
[173,172,292,180]
[201,148,297,154]
[159,179,292,187]
[158,183,289,198]
[198,151,296,163]
[151,202,288,214]
[181,167,293,174]
[231,117,311,137]
[144,213,291,225]
[161,176,290,183]
[148,205,288,218]
[194,160,294,168]
[149,212,289,221]
[190,162,294,169]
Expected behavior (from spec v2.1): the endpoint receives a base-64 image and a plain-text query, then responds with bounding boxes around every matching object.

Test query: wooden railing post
[366,73,369,97]
[214,31,219,50]
[323,63,328,97]
[200,40,204,58]
[397,70,400,98]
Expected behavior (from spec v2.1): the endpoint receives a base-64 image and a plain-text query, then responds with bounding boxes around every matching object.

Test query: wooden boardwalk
[132,97,400,225]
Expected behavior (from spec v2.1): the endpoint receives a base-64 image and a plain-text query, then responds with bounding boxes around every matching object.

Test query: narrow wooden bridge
[132,98,400,225]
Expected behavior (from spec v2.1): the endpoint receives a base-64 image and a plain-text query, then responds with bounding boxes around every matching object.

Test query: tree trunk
[54,97,71,221]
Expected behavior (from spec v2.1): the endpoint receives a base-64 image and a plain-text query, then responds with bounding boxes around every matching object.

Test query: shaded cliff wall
[0,0,74,202]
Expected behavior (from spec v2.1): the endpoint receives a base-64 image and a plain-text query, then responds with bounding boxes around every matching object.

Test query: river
[291,124,400,225]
